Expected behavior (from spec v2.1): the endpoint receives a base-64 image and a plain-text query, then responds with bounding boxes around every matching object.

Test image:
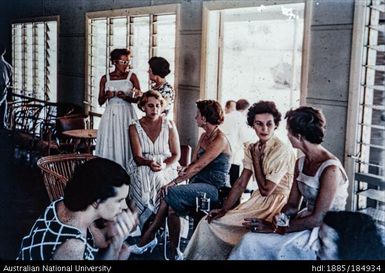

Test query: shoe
[175,248,184,260]
[170,248,184,260]
[129,237,158,254]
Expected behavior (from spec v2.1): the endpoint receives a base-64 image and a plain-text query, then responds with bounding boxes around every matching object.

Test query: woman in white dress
[229,106,348,260]
[128,90,180,228]
[95,48,141,173]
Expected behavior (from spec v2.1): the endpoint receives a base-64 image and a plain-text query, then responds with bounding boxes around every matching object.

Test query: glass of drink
[196,192,210,214]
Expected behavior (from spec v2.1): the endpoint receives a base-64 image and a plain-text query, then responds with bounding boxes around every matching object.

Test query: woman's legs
[138,199,169,246]
[167,206,181,258]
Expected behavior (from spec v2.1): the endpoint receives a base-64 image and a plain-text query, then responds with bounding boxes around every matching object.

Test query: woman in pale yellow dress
[184,100,296,260]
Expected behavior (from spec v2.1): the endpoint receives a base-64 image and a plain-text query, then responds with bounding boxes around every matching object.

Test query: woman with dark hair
[229,106,349,260]
[184,101,296,260]
[17,158,138,260]
[128,90,180,229]
[96,48,141,173]
[129,100,231,259]
[148,56,174,115]
[315,211,385,260]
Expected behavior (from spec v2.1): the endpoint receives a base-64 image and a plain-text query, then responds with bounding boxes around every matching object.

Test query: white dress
[228,157,348,260]
[128,118,178,227]
[95,71,137,173]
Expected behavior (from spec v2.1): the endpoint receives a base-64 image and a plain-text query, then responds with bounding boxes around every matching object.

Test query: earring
[92,201,98,209]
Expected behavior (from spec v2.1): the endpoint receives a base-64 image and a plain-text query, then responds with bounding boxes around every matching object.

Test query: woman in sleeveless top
[129,100,231,259]
[128,91,180,228]
[17,158,138,260]
[95,48,141,173]
[184,101,296,260]
[229,106,348,260]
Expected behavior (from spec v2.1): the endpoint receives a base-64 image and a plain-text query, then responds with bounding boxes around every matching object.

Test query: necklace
[205,126,219,141]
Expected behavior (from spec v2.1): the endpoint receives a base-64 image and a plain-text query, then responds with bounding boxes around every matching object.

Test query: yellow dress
[183,135,296,260]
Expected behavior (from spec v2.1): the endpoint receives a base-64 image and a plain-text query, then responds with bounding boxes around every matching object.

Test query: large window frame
[11,16,59,102]
[85,4,180,124]
[200,0,310,142]
[345,0,385,224]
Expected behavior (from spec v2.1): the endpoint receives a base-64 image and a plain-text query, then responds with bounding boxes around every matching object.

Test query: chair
[55,114,89,153]
[37,153,96,201]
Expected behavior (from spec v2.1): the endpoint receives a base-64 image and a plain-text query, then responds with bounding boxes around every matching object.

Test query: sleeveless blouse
[17,199,97,260]
[189,148,231,189]
[297,156,348,213]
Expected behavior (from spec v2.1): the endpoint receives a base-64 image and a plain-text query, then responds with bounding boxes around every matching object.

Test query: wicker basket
[37,153,96,201]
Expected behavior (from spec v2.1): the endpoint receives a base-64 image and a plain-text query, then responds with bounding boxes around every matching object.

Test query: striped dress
[128,117,178,227]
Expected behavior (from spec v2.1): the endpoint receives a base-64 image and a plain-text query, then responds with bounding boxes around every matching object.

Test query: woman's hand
[158,180,177,199]
[101,209,139,260]
[105,90,115,99]
[242,218,274,233]
[177,166,187,176]
[149,160,165,172]
[206,208,227,223]
[116,91,126,99]
[250,143,266,161]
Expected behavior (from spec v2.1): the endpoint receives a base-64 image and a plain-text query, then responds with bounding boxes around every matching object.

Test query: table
[62,129,97,154]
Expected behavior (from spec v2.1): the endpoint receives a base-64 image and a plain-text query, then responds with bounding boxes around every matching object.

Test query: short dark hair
[285,106,325,144]
[148,56,170,78]
[247,101,281,127]
[323,211,385,260]
[236,99,250,111]
[225,100,236,109]
[63,158,130,211]
[138,90,166,112]
[196,100,224,125]
[110,48,130,61]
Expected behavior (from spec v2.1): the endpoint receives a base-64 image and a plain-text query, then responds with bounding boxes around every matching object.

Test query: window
[86,5,178,126]
[347,0,385,224]
[201,2,306,142]
[12,17,58,102]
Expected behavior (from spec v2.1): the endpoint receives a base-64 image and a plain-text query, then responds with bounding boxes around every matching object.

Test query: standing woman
[229,106,349,260]
[148,56,174,115]
[184,101,296,260]
[128,90,180,228]
[95,48,141,173]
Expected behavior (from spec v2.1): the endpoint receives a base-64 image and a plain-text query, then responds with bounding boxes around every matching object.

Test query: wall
[306,0,354,160]
[0,0,355,157]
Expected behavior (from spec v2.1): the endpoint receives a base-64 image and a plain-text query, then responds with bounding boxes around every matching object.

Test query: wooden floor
[0,128,191,260]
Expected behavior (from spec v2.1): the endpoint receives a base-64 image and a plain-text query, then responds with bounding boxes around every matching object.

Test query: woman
[128,90,180,228]
[17,158,138,260]
[184,101,296,260]
[129,100,231,259]
[315,211,385,260]
[95,48,141,173]
[148,56,174,115]
[228,106,349,260]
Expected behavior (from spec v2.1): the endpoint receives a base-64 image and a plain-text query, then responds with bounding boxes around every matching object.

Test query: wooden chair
[55,114,89,153]
[37,153,96,202]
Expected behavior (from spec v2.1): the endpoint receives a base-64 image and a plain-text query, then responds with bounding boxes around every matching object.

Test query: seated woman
[17,158,138,260]
[184,100,296,260]
[315,211,385,260]
[128,90,180,228]
[129,100,231,259]
[229,106,349,260]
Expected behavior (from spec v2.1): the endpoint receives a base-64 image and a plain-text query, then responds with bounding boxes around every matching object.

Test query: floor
[0,128,192,260]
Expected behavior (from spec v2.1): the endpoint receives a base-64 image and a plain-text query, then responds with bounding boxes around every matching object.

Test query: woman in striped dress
[128,90,180,228]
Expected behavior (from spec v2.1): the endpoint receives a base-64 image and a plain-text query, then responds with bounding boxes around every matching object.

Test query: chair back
[37,153,96,201]
[179,144,192,167]
[56,115,87,134]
